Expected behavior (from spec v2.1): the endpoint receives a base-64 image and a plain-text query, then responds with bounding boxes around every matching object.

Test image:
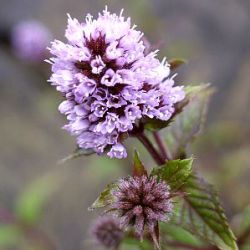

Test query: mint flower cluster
[46,7,236,250]
[48,8,185,159]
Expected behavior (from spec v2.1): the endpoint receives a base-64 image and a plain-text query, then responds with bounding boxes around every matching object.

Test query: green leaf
[165,84,215,158]
[88,183,117,210]
[169,58,187,70]
[15,175,61,225]
[121,237,153,250]
[0,225,22,247]
[133,150,148,177]
[58,147,95,164]
[151,158,193,191]
[173,173,238,250]
[160,223,203,246]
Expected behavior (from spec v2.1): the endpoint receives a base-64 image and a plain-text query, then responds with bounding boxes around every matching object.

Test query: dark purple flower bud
[90,216,124,248]
[111,175,173,240]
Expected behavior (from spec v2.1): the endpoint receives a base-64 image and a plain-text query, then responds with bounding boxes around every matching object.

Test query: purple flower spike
[111,175,173,240]
[90,215,124,248]
[12,20,51,62]
[47,7,185,158]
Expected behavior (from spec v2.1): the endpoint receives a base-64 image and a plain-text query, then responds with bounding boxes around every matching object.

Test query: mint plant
[46,7,239,250]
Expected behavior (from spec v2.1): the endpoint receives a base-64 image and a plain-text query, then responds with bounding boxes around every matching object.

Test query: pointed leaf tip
[57,147,95,165]
[89,183,117,211]
[169,58,187,71]
[133,150,148,177]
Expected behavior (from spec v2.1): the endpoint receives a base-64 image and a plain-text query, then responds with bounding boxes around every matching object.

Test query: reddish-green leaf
[133,150,148,177]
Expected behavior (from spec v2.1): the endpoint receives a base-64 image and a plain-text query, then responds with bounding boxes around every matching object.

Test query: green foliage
[121,237,153,250]
[164,84,214,158]
[58,147,95,164]
[160,223,203,246]
[133,150,148,177]
[15,175,60,225]
[0,225,22,247]
[151,158,193,191]
[173,173,238,250]
[88,183,117,210]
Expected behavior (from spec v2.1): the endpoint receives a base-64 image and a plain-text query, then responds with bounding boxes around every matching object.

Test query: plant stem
[136,132,165,165]
[153,131,169,160]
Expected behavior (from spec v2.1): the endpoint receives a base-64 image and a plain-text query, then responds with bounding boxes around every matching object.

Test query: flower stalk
[136,132,165,165]
[153,131,169,161]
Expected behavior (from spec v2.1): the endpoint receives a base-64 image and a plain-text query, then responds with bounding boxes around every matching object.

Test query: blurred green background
[0,0,249,249]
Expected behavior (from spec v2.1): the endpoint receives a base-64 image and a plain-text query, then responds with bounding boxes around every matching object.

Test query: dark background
[0,0,249,249]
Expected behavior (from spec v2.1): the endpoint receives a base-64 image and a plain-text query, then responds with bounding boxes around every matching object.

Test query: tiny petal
[107,143,127,159]
[91,56,106,74]
[58,100,74,114]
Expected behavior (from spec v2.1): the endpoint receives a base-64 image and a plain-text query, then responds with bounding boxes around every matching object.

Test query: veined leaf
[169,58,187,71]
[173,173,238,250]
[58,147,95,164]
[164,84,214,158]
[151,158,193,191]
[160,223,203,246]
[88,183,117,210]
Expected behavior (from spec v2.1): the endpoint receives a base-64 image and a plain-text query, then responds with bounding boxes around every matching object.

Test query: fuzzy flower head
[12,20,51,62]
[90,215,124,248]
[48,8,185,158]
[111,175,173,240]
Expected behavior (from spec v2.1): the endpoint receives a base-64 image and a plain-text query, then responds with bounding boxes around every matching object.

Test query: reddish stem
[136,132,165,165]
[153,131,169,160]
